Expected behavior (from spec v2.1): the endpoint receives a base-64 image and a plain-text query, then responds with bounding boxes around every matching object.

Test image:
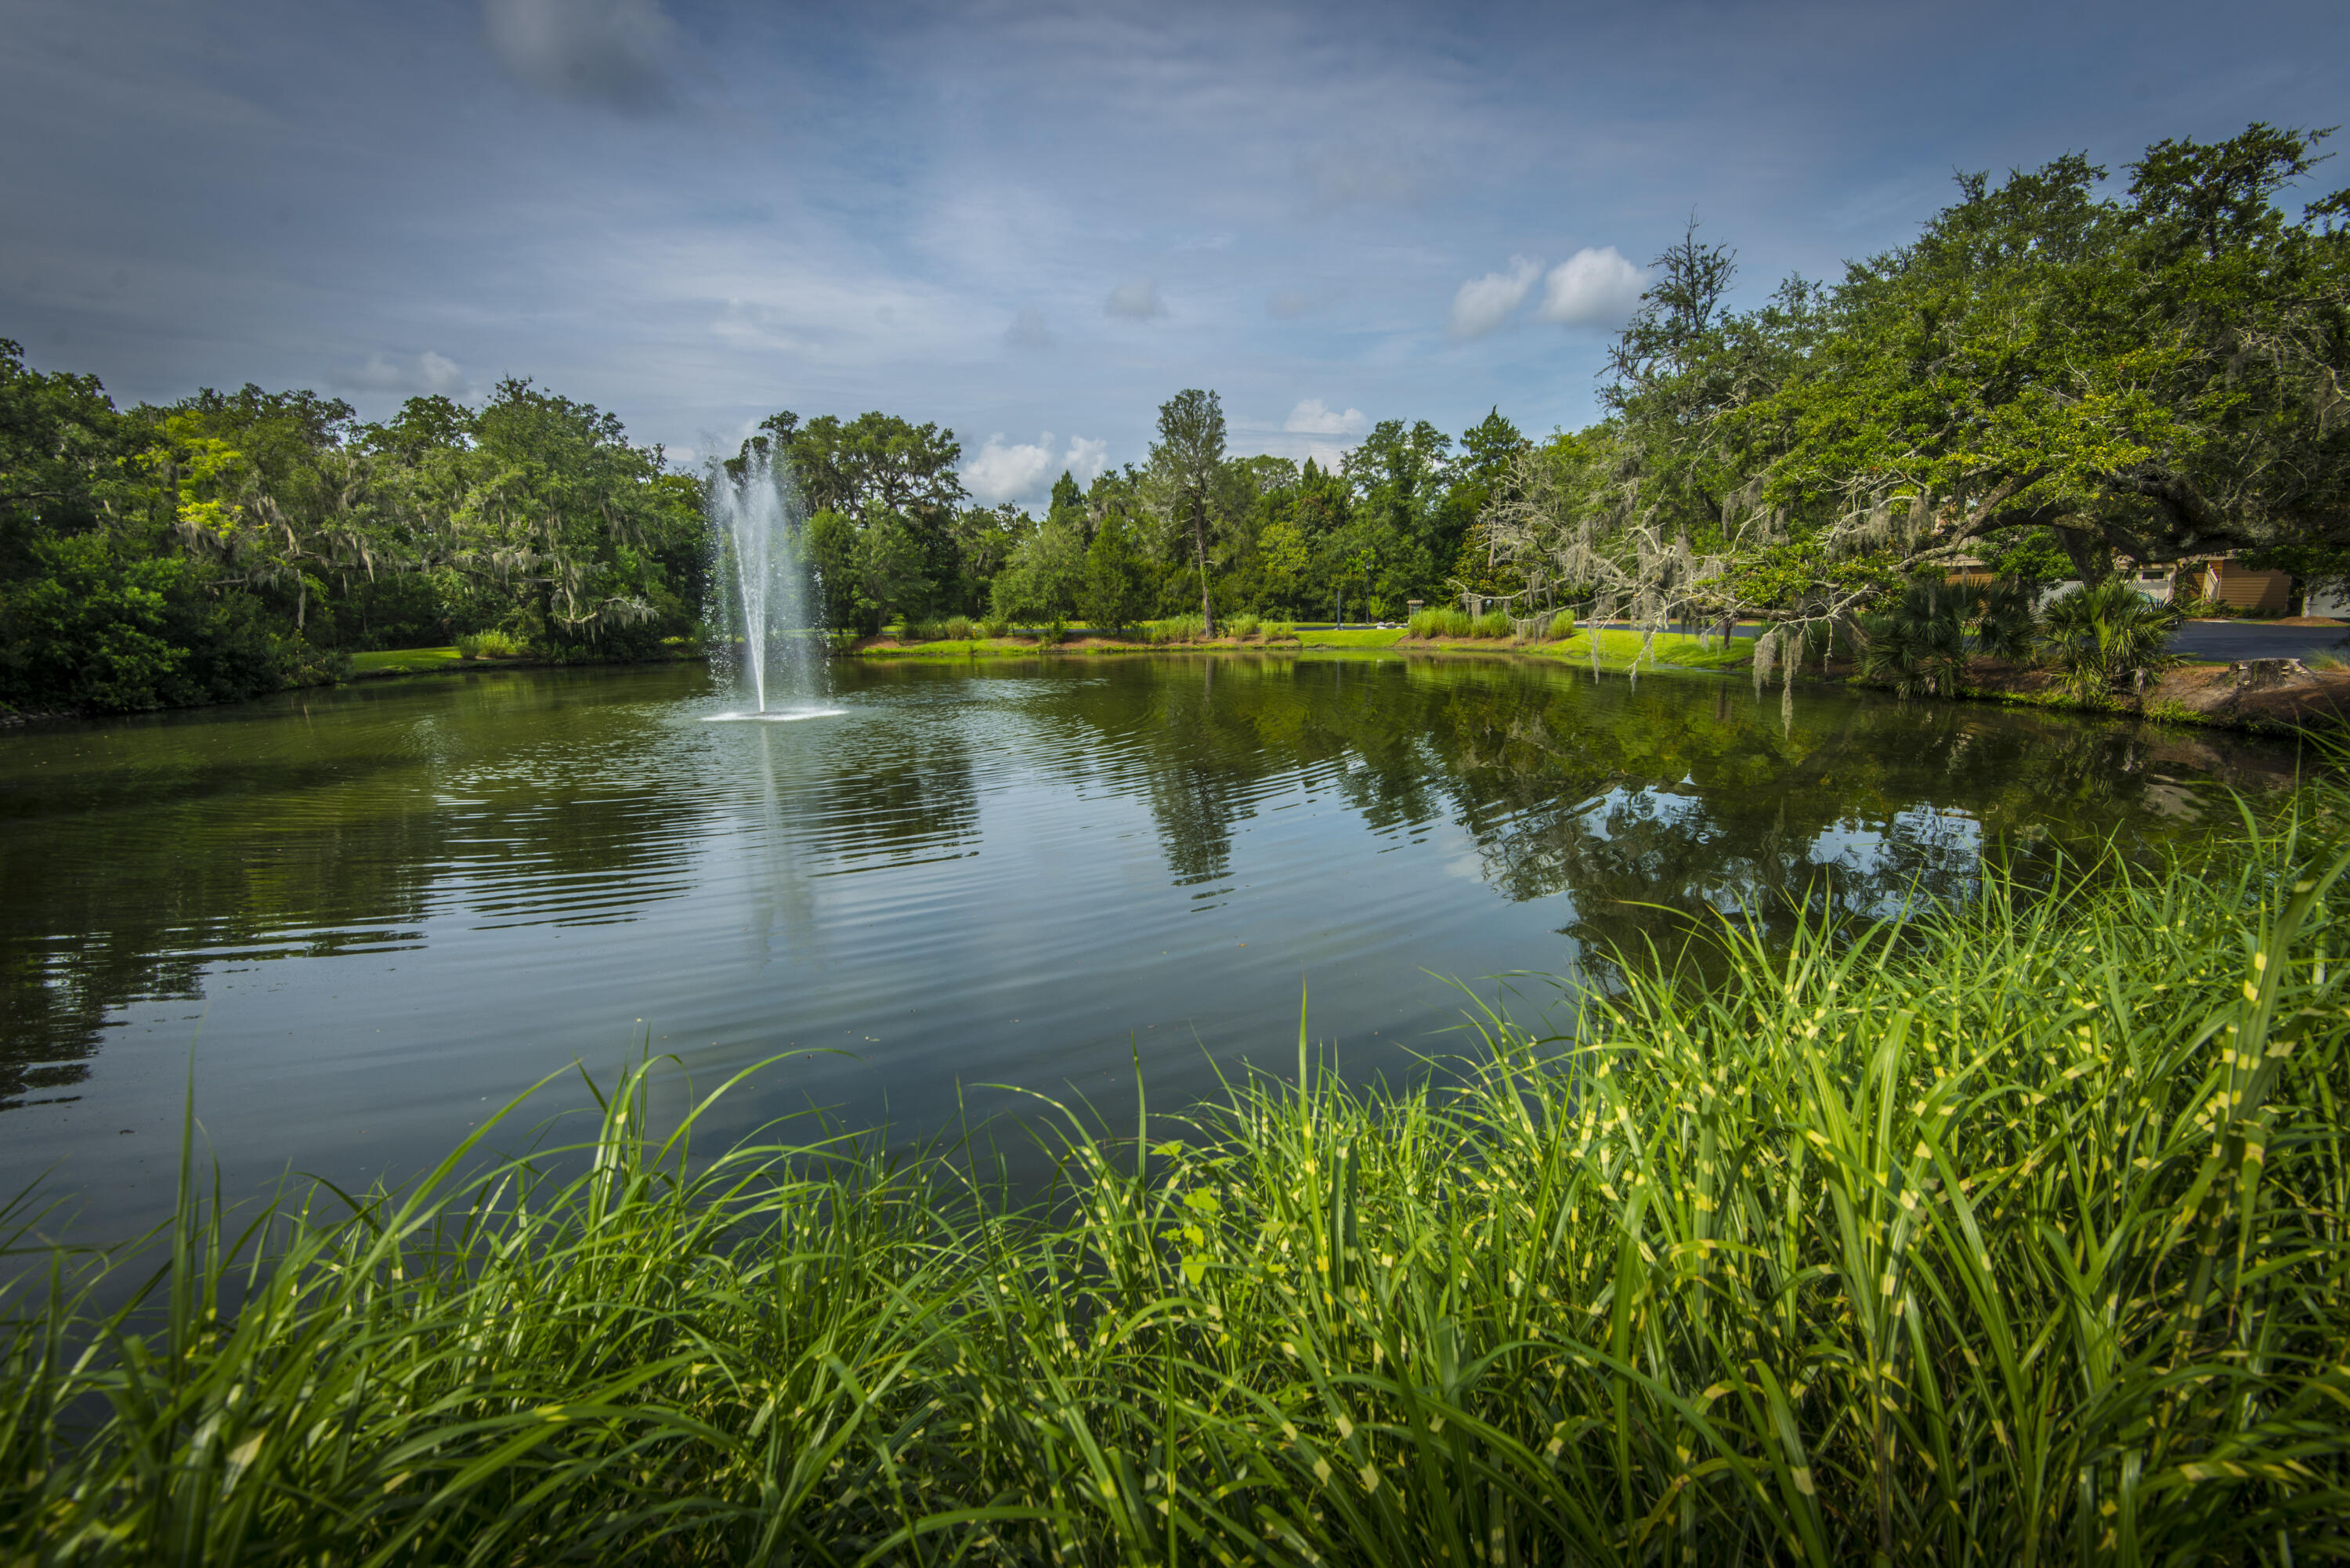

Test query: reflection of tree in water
[789,728,979,876]
[1415,664,2286,958]
[1,753,442,1108]
[0,679,718,1109]
[1026,657,1459,891]
[1011,654,2295,957]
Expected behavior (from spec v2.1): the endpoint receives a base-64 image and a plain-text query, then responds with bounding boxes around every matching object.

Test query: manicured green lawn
[855,625,1753,670]
[1542,627,1752,670]
[349,646,467,674]
[1293,626,1752,670]
[1290,626,1407,647]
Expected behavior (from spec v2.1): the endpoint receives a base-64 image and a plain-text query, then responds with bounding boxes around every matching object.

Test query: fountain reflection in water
[704,447,842,722]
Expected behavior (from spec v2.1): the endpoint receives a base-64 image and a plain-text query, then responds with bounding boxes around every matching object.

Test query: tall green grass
[1408,608,1519,639]
[453,630,526,660]
[7,800,2349,1562]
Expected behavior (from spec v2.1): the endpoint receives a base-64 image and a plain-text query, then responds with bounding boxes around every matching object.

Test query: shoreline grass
[7,794,2348,1561]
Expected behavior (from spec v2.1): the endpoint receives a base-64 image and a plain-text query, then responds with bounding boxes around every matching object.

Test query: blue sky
[5,0,2346,506]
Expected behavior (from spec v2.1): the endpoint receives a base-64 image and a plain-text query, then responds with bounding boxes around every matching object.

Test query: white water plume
[706,447,828,717]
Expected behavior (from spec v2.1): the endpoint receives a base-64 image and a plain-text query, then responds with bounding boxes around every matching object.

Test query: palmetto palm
[2038,576,2183,704]
[1859,580,1973,696]
[1965,577,2041,662]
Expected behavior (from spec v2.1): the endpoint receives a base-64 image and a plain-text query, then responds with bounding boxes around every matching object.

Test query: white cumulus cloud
[1448,255,1540,338]
[1284,398,1367,436]
[1063,436,1110,485]
[1535,247,1646,327]
[1104,277,1166,320]
[964,433,1110,507]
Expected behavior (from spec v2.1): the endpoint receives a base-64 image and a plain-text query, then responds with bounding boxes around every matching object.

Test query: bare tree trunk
[1192,497,1214,637]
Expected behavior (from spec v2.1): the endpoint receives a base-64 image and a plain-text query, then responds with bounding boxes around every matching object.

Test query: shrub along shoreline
[6,786,2348,1562]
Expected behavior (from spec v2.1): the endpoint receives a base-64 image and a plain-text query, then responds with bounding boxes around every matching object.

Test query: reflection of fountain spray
[707,447,825,716]
[744,722,819,966]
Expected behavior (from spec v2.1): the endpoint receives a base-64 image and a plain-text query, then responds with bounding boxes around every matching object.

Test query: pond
[0,653,2299,1237]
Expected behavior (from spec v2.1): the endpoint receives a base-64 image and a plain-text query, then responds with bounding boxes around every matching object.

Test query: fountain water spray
[705,446,836,721]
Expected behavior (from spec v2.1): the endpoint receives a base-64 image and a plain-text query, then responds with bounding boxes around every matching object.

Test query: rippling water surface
[0,655,2298,1234]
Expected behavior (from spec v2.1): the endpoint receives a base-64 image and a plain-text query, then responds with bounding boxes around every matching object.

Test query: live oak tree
[1762,124,2350,583]
[1476,124,2350,648]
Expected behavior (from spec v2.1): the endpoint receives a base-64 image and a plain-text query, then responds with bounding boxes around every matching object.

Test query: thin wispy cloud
[480,0,685,114]
[1104,279,1167,320]
[1267,281,1341,320]
[1005,308,1054,349]
[1296,141,1439,211]
[342,349,467,397]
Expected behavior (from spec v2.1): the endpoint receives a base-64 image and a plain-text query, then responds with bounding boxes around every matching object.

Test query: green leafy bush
[1,538,318,712]
[455,629,526,660]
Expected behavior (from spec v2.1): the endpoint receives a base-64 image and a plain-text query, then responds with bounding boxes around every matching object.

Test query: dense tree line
[1478,123,2350,633]
[715,395,1524,638]
[0,358,705,712]
[5,123,2342,714]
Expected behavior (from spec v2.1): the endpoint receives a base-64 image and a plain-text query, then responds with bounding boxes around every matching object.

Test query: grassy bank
[1296,627,1408,649]
[1516,627,1750,672]
[345,643,704,680]
[7,798,2348,1561]
[348,646,470,675]
[851,624,1738,667]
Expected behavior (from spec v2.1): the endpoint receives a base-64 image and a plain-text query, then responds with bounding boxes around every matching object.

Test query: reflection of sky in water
[0,657,2296,1241]
[1809,807,1985,922]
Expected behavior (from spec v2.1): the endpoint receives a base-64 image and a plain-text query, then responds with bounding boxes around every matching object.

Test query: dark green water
[0,654,2297,1234]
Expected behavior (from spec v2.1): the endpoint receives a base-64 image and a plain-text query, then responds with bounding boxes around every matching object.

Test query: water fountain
[703,446,842,722]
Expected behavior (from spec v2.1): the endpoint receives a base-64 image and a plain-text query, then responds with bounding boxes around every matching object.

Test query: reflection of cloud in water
[1808,807,1984,921]
[2139,781,2205,821]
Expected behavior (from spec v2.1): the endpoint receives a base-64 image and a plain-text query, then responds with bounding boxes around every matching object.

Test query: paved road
[2167,622,2350,663]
